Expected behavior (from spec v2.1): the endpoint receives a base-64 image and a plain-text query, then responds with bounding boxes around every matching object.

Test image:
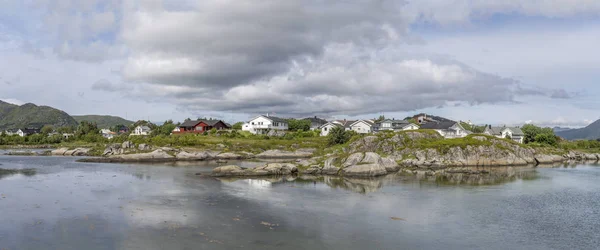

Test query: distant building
[173,119,230,134]
[3,129,18,136]
[303,116,328,130]
[484,126,525,143]
[349,120,375,134]
[318,120,356,136]
[100,129,116,139]
[242,115,289,135]
[16,128,41,137]
[374,119,419,132]
[420,121,469,139]
[132,126,151,136]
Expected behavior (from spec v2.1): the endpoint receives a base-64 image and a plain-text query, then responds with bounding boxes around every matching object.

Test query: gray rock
[361,152,381,164]
[211,163,298,177]
[381,157,400,172]
[342,164,388,177]
[109,149,175,162]
[301,165,323,175]
[176,151,210,161]
[256,149,313,159]
[216,152,243,159]
[322,157,340,175]
[342,153,364,168]
[138,144,151,151]
[534,154,565,164]
[51,148,69,156]
[122,141,134,149]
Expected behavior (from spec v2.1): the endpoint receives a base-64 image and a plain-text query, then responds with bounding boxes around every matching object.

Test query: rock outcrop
[51,147,90,156]
[211,163,298,177]
[534,154,566,164]
[256,150,313,159]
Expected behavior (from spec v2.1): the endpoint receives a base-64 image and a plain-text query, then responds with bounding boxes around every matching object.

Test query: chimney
[314,116,317,118]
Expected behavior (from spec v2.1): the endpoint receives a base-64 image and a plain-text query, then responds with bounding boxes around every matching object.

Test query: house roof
[199,119,224,126]
[331,120,356,128]
[377,119,410,125]
[21,128,41,134]
[303,116,328,124]
[350,119,375,127]
[251,115,288,124]
[138,126,151,131]
[319,122,343,129]
[420,121,458,130]
[503,127,524,136]
[180,120,203,127]
[486,126,504,135]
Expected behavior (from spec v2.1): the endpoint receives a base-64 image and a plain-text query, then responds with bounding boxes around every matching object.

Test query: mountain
[553,127,572,133]
[556,120,600,140]
[0,101,78,130]
[72,115,134,129]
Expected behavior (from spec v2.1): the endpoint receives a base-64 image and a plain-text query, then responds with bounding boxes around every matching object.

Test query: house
[100,129,116,139]
[374,119,419,132]
[303,116,328,130]
[349,120,375,134]
[115,125,129,134]
[420,121,469,138]
[17,128,41,137]
[484,126,525,143]
[173,119,230,134]
[242,115,289,135]
[319,120,355,136]
[3,129,18,136]
[132,125,151,136]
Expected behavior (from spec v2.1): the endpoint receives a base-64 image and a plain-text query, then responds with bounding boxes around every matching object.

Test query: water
[1,154,599,250]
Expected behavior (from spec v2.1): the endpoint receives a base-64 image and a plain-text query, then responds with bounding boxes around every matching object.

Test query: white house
[132,126,151,136]
[100,129,116,139]
[242,115,289,135]
[420,121,469,139]
[319,122,342,136]
[349,120,375,134]
[16,128,40,137]
[485,126,524,143]
[3,129,17,136]
[374,119,419,132]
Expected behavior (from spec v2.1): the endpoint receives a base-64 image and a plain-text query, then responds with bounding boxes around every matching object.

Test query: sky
[0,0,599,127]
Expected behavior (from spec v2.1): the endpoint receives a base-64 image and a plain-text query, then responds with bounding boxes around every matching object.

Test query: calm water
[1,153,599,250]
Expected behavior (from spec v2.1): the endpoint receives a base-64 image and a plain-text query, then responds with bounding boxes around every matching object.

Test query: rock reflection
[0,168,36,179]
[410,166,539,185]
[215,166,542,193]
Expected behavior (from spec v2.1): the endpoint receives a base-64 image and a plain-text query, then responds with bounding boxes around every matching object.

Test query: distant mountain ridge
[73,115,134,129]
[0,101,78,130]
[556,120,600,140]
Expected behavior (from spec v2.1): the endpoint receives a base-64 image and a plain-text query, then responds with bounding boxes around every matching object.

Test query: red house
[173,119,231,134]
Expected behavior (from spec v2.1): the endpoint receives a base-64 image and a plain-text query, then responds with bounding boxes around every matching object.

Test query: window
[324,127,327,131]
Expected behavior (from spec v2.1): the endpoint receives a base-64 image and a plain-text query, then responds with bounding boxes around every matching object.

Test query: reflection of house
[484,126,525,143]
[303,116,328,130]
[100,129,116,139]
[242,115,289,135]
[132,126,151,136]
[374,119,419,132]
[420,121,469,138]
[173,119,230,134]
[17,128,41,137]
[319,120,355,136]
[349,120,375,134]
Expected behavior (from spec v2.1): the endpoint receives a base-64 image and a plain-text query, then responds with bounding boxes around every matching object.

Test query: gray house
[484,126,525,143]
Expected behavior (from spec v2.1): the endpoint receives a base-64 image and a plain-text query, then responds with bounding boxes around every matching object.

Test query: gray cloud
[550,89,572,99]
[91,79,132,92]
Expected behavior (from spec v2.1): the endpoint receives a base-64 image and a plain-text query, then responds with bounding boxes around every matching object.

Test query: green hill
[72,115,134,129]
[0,101,78,130]
[556,120,600,140]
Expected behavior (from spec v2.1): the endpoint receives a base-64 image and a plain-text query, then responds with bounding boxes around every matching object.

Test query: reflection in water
[0,168,36,179]
[216,166,540,194]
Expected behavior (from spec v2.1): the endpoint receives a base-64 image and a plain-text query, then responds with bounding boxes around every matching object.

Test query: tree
[57,126,74,134]
[374,115,385,123]
[288,119,311,132]
[232,122,244,130]
[521,124,556,145]
[154,120,177,136]
[327,126,352,146]
[41,125,55,135]
[75,121,99,138]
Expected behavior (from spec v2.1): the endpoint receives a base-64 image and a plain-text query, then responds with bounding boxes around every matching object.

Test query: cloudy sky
[1,0,599,127]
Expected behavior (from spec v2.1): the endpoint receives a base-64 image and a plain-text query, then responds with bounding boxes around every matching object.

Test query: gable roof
[350,120,375,127]
[303,116,328,124]
[319,122,343,129]
[180,120,203,127]
[485,126,504,135]
[502,127,524,136]
[200,119,225,126]
[137,125,151,131]
[250,115,288,124]
[420,121,459,130]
